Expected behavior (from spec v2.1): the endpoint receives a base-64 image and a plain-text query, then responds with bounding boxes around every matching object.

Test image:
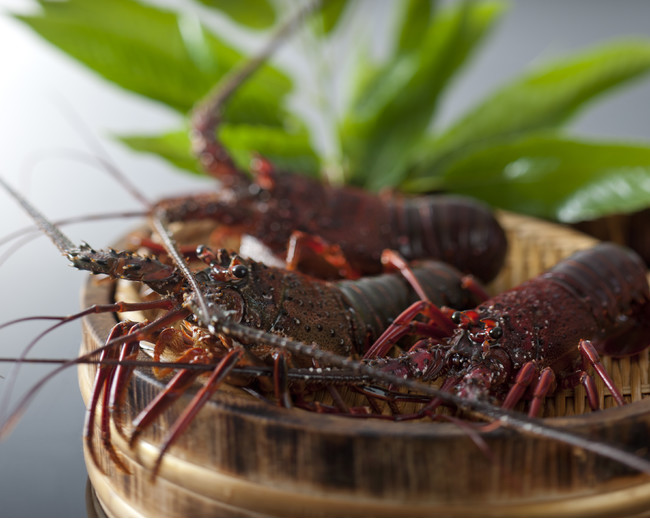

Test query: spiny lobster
[0,176,488,475]
[364,242,650,418]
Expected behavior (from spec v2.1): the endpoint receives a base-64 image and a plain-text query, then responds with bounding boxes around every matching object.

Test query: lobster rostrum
[366,242,650,417]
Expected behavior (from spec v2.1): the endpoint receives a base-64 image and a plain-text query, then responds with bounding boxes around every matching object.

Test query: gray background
[1,1,650,516]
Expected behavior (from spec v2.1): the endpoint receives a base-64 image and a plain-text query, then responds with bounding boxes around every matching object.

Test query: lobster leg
[578,339,625,407]
[501,362,537,412]
[528,367,556,417]
[381,249,433,303]
[84,322,134,474]
[151,327,194,379]
[272,351,292,408]
[286,230,360,279]
[127,347,213,448]
[364,300,455,359]
[461,275,491,304]
[501,363,557,417]
[392,376,461,421]
[108,323,146,438]
[150,347,244,479]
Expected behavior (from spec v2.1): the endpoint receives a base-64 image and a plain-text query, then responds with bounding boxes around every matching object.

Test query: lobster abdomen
[387,195,507,283]
[338,260,483,352]
[543,242,650,356]
[265,174,507,282]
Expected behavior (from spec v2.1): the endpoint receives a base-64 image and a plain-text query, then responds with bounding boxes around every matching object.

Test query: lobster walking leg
[272,351,292,408]
[150,347,244,478]
[578,339,625,407]
[363,300,455,359]
[501,363,557,417]
[84,322,134,473]
[84,308,191,472]
[285,231,360,279]
[128,347,215,448]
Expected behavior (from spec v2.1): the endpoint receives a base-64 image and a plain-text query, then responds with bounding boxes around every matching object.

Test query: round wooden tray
[78,211,650,517]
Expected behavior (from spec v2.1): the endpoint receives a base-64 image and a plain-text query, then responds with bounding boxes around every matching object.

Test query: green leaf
[419,134,650,223]
[312,0,349,36]
[16,0,291,124]
[412,39,650,181]
[396,0,435,55]
[220,124,321,177]
[118,130,202,175]
[193,0,277,29]
[119,124,321,178]
[340,1,505,189]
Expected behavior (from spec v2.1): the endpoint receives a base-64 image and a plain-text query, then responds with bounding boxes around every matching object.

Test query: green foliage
[14,0,650,223]
[118,130,202,175]
[311,0,348,35]
[120,124,320,177]
[407,40,650,184]
[17,0,291,122]
[194,0,277,29]
[341,0,506,189]
[429,134,650,222]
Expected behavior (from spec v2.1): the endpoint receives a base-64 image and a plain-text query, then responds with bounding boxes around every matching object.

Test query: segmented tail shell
[338,260,483,349]
[390,195,507,283]
[544,243,650,356]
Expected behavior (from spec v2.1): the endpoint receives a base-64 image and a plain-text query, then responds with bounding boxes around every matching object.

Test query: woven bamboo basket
[79,211,650,517]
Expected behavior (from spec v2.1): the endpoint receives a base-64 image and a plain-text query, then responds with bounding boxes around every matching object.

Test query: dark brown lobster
[155,160,509,282]
[365,242,650,417]
[0,175,489,473]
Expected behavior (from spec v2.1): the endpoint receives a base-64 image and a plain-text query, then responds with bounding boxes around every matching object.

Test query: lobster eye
[488,326,502,340]
[451,311,462,324]
[231,264,248,279]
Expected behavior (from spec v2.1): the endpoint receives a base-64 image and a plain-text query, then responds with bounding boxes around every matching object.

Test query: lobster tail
[392,195,507,283]
[337,260,483,350]
[546,243,650,356]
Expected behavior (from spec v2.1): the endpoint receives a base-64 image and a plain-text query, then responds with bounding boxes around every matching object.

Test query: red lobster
[365,242,650,417]
[155,161,509,282]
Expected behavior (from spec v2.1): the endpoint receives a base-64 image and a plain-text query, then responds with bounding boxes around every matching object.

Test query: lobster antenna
[0,176,76,255]
[209,317,650,476]
[50,94,152,207]
[195,0,320,119]
[150,210,212,321]
[191,0,321,181]
[0,211,146,272]
[0,307,187,439]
